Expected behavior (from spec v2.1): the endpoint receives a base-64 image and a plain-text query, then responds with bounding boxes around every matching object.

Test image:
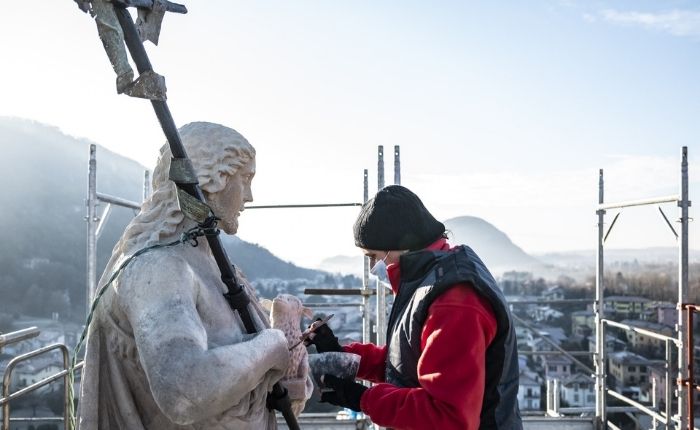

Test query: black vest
[385,245,522,429]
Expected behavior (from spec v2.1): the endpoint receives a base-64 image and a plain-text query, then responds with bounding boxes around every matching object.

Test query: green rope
[66,225,217,429]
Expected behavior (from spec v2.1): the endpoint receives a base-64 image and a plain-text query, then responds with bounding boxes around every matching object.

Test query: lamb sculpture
[261,294,315,416]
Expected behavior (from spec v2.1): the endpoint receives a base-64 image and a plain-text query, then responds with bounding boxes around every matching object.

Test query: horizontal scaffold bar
[304,288,373,296]
[509,299,593,305]
[598,195,679,210]
[1,362,84,406]
[0,327,39,348]
[305,302,364,307]
[607,388,667,424]
[557,406,644,414]
[518,351,593,356]
[96,192,142,210]
[245,203,362,209]
[9,417,63,422]
[602,319,679,344]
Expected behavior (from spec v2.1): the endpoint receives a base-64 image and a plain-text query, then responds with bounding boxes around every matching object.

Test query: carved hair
[112,122,255,257]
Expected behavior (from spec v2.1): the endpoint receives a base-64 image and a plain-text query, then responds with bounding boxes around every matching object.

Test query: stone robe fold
[79,241,290,430]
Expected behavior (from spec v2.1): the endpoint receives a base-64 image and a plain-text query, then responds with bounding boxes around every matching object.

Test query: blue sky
[2,1,699,267]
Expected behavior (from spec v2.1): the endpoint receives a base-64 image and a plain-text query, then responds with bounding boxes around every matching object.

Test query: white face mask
[370,252,390,283]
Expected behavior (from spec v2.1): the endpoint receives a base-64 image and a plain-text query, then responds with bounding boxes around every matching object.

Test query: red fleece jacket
[343,239,497,430]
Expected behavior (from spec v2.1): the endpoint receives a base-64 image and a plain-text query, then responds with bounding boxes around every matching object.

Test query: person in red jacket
[308,185,522,430]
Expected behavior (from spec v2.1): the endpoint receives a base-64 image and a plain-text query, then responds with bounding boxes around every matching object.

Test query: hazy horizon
[2,1,699,267]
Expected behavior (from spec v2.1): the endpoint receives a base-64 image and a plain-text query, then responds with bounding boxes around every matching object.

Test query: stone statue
[261,294,315,416]
[80,122,293,429]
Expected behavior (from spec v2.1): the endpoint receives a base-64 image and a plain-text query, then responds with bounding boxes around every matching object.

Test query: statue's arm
[120,255,289,425]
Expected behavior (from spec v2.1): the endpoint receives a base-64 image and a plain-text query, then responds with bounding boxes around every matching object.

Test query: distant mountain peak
[443,216,541,271]
[318,215,542,276]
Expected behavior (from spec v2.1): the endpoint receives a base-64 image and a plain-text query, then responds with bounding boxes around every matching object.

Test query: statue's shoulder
[124,245,194,272]
[112,246,204,315]
[115,246,198,294]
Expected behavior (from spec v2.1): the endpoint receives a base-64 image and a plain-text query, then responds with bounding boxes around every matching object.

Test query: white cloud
[599,9,700,37]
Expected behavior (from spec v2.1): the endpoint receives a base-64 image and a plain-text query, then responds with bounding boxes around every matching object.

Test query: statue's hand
[259,328,290,372]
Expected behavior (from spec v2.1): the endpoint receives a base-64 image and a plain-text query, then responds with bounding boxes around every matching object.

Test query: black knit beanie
[353,185,445,251]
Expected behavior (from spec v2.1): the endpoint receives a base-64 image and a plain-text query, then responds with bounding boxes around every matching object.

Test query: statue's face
[207,157,256,234]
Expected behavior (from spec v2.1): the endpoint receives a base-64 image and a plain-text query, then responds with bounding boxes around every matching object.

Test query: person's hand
[320,374,367,412]
[304,318,342,353]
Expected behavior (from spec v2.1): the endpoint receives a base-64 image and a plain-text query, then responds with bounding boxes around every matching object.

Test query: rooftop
[605,295,651,303]
[609,351,653,365]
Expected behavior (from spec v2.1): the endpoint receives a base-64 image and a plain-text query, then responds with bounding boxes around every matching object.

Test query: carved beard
[217,212,239,235]
[206,195,240,235]
[204,177,246,236]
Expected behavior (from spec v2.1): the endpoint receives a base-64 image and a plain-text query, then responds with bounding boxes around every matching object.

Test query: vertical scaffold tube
[678,146,689,430]
[595,169,607,428]
[378,146,385,190]
[394,145,401,185]
[143,170,151,202]
[86,144,98,318]
[362,169,371,344]
[666,339,673,429]
[376,146,386,346]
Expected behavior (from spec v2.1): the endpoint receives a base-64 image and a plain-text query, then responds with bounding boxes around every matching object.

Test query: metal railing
[0,327,39,351]
[601,318,676,429]
[0,328,83,430]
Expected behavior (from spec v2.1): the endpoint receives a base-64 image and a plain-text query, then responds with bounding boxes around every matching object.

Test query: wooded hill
[0,117,324,322]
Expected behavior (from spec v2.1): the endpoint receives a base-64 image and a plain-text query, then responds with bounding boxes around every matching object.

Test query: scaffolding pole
[678,146,690,430]
[143,170,151,201]
[376,146,386,346]
[594,147,691,430]
[362,169,372,344]
[85,144,147,317]
[595,169,606,429]
[394,145,401,185]
[246,203,362,209]
[378,145,385,190]
[86,145,98,318]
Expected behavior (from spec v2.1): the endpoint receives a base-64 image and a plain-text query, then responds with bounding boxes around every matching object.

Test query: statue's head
[114,122,256,258]
[152,121,256,235]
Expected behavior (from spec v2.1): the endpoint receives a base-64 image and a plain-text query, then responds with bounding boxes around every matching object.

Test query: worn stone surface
[261,294,314,416]
[80,122,290,429]
[308,352,361,391]
[123,70,167,101]
[136,0,167,45]
[85,0,168,99]
[90,0,135,94]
